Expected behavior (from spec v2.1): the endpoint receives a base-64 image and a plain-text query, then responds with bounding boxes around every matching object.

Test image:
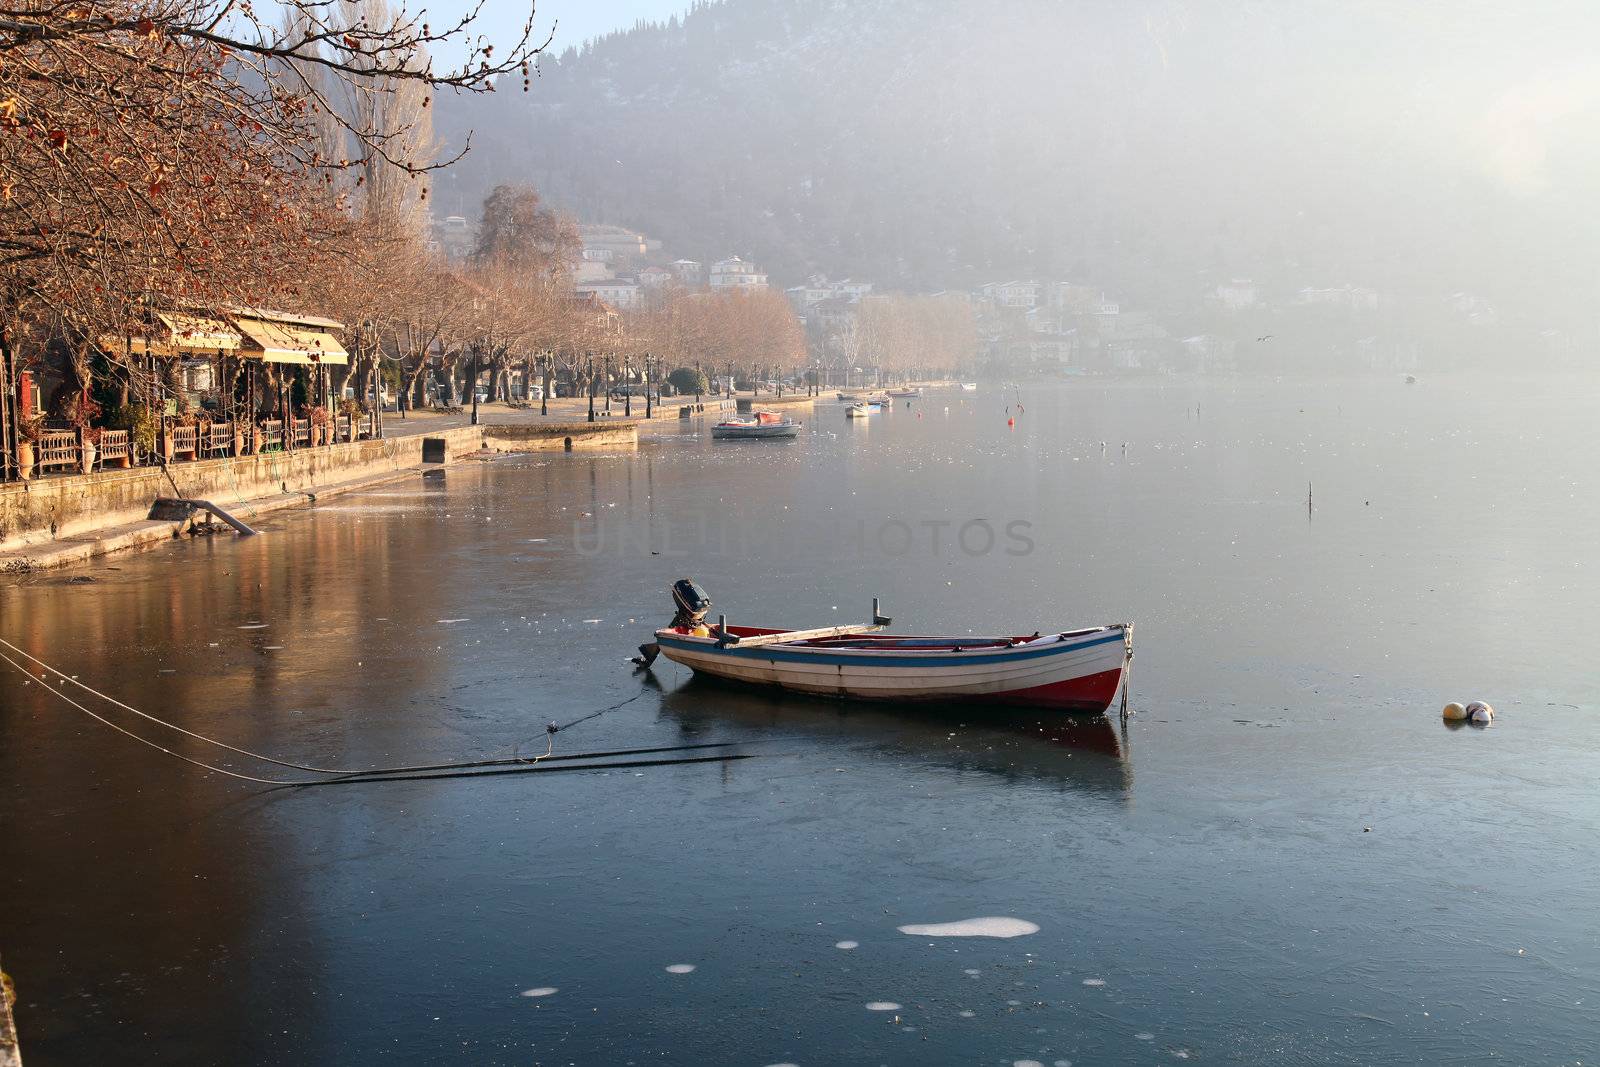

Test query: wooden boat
[887,388,920,398]
[960,382,978,392]
[711,410,800,439]
[837,391,862,401]
[639,584,1132,713]
[845,404,871,418]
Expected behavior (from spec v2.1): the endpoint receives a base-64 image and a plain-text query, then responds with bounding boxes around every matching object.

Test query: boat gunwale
[654,625,1126,667]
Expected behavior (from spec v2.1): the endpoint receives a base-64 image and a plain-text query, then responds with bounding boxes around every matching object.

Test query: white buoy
[1442,701,1469,721]
[1467,701,1494,724]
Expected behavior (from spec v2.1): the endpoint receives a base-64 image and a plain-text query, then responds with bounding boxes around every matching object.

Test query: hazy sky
[431,0,692,60]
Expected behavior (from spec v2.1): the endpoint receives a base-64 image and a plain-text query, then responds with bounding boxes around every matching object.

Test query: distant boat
[887,388,920,398]
[845,403,873,419]
[960,382,978,392]
[711,411,800,439]
[837,392,862,401]
[641,583,1134,713]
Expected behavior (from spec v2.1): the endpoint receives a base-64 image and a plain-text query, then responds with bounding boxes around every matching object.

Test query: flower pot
[252,427,263,454]
[17,441,34,480]
[80,441,97,475]
[233,428,246,456]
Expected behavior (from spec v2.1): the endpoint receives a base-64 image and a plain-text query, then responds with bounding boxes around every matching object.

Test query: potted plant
[80,426,101,474]
[129,403,158,463]
[338,396,365,440]
[233,420,247,456]
[15,416,40,479]
[58,393,102,475]
[301,403,331,446]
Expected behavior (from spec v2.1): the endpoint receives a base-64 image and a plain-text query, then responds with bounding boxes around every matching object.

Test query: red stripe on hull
[976,666,1126,712]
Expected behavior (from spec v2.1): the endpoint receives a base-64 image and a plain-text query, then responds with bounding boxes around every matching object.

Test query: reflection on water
[657,675,1133,796]
[3,377,1600,1065]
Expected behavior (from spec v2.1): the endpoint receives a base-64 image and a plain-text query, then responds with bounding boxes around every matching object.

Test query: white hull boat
[711,411,801,439]
[637,582,1132,713]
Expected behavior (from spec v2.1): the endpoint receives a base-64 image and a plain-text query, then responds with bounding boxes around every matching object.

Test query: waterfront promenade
[0,393,814,573]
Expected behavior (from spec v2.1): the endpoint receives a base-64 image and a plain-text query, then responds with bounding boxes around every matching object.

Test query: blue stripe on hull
[655,629,1124,668]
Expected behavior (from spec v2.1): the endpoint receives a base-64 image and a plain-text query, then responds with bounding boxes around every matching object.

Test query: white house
[786,277,874,314]
[979,280,1040,309]
[638,266,675,289]
[710,256,769,291]
[576,277,642,309]
[578,224,649,263]
[669,259,705,287]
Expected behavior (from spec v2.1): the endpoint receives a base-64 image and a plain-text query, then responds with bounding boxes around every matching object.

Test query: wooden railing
[170,423,198,458]
[291,417,311,448]
[204,422,233,457]
[36,430,80,472]
[259,419,283,451]
[336,413,353,443]
[99,429,132,467]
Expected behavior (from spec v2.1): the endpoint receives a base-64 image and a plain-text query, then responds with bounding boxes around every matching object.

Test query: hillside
[435,0,1600,332]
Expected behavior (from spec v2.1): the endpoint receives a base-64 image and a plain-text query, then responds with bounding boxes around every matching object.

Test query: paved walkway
[371,393,803,437]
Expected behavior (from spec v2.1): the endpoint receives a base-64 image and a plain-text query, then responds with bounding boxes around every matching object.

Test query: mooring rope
[0,647,310,785]
[1,646,760,787]
[0,636,362,774]
[0,637,687,782]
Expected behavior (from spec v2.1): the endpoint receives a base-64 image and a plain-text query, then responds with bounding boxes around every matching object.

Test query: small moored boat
[845,404,872,418]
[711,411,801,439]
[637,581,1133,713]
[960,382,978,392]
[888,388,920,398]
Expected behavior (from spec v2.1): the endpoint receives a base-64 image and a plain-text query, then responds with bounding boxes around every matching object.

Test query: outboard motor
[670,578,712,629]
[635,579,712,668]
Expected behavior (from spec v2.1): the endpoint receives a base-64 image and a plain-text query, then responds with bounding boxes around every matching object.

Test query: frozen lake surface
[3,376,1598,1064]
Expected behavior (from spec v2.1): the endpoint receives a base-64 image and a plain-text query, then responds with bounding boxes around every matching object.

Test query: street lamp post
[469,343,480,426]
[644,353,653,419]
[624,354,633,418]
[695,359,702,405]
[540,352,549,416]
[603,353,611,415]
[587,354,596,422]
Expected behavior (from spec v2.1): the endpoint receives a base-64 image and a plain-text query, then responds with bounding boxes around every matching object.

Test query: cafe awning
[234,316,349,365]
[106,312,243,359]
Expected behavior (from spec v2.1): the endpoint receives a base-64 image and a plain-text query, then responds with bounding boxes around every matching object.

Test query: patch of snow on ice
[896,917,1039,939]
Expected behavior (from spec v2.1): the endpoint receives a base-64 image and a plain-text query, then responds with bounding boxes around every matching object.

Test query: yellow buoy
[1442,701,1469,721]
